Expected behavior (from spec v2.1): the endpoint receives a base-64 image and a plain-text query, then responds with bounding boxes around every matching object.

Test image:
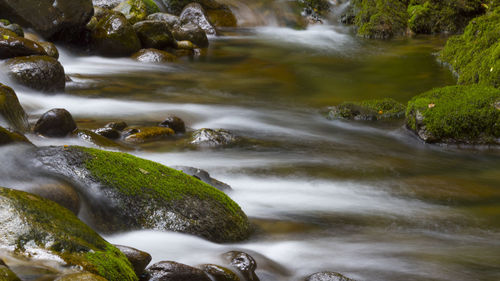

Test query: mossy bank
[0,187,137,281]
[34,146,251,243]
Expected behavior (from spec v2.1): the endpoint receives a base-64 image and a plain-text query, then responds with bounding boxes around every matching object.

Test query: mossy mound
[0,187,137,281]
[440,6,500,87]
[0,83,29,132]
[354,0,409,39]
[328,98,406,121]
[406,85,500,144]
[407,0,485,34]
[34,146,251,243]
[114,0,161,24]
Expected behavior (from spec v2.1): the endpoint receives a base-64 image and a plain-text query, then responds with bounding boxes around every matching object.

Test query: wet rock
[133,20,176,49]
[172,22,209,48]
[0,34,47,59]
[176,40,194,50]
[106,121,128,131]
[0,126,31,146]
[0,83,29,132]
[174,166,231,192]
[180,3,216,35]
[122,128,139,137]
[160,0,228,15]
[115,245,152,276]
[159,115,186,133]
[147,13,181,28]
[191,128,237,146]
[327,98,405,121]
[74,129,130,149]
[0,20,23,37]
[199,264,239,281]
[38,41,59,59]
[144,261,211,281]
[91,11,141,57]
[24,181,80,215]
[5,55,65,92]
[223,251,259,281]
[0,259,21,281]
[114,0,160,24]
[34,108,77,138]
[93,0,122,9]
[34,146,251,242]
[206,7,237,28]
[55,272,108,281]
[0,26,18,37]
[0,0,94,39]
[94,127,121,139]
[0,187,137,281]
[132,48,177,63]
[305,271,356,281]
[124,126,174,143]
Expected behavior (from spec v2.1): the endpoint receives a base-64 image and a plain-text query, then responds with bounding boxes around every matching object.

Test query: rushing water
[2,17,500,281]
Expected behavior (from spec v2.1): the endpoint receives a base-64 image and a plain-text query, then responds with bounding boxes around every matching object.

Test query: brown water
[4,23,500,281]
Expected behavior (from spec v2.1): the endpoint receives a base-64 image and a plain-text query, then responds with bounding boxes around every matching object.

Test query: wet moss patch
[328,98,406,120]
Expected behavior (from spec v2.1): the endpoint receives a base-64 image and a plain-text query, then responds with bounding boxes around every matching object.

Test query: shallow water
[3,22,500,281]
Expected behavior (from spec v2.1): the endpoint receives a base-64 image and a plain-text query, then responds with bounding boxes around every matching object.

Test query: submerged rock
[124,126,175,143]
[159,115,186,133]
[144,261,211,281]
[174,166,231,192]
[106,121,128,131]
[34,146,251,242]
[94,127,121,140]
[191,128,237,146]
[327,98,405,121]
[406,85,500,144]
[0,0,94,39]
[0,34,47,59]
[132,48,177,63]
[91,11,141,57]
[133,20,176,49]
[305,271,356,281]
[0,83,29,132]
[5,55,65,92]
[114,0,160,24]
[180,3,216,35]
[115,245,152,277]
[34,108,77,138]
[223,251,259,281]
[199,264,239,281]
[74,129,130,149]
[0,187,137,281]
[172,22,209,48]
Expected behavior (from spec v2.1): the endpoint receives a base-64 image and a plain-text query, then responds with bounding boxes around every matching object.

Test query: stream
[1,6,500,281]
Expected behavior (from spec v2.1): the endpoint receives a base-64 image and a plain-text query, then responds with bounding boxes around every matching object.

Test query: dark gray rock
[5,55,65,92]
[133,20,176,49]
[115,245,152,276]
[94,127,121,139]
[223,251,259,281]
[172,22,208,48]
[105,121,128,131]
[180,3,216,35]
[34,108,77,137]
[145,261,211,281]
[159,115,186,133]
[0,34,47,59]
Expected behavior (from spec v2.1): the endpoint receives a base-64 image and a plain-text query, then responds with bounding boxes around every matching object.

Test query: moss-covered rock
[0,20,23,37]
[354,0,409,39]
[124,126,175,143]
[171,22,209,47]
[406,85,500,144]
[328,98,406,121]
[132,20,176,49]
[114,245,152,276]
[440,6,500,87]
[34,146,251,242]
[407,0,485,34]
[0,83,29,132]
[114,0,160,24]
[0,33,47,59]
[90,11,141,57]
[5,55,65,92]
[0,126,31,146]
[0,187,137,281]
[74,129,131,150]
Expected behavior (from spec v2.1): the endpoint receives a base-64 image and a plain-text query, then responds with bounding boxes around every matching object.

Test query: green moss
[329,98,405,120]
[406,85,500,143]
[76,146,244,221]
[0,126,31,146]
[124,127,174,144]
[0,187,137,281]
[354,0,409,39]
[440,6,500,87]
[114,0,160,24]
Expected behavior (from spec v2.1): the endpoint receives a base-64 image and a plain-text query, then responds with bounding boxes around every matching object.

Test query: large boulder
[171,22,209,48]
[91,11,141,57]
[144,261,211,281]
[180,3,216,35]
[114,0,160,24]
[34,146,251,242]
[5,55,65,92]
[34,108,77,138]
[406,85,500,144]
[0,0,94,39]
[132,48,177,63]
[133,20,176,49]
[0,34,47,59]
[0,187,137,281]
[0,83,29,132]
